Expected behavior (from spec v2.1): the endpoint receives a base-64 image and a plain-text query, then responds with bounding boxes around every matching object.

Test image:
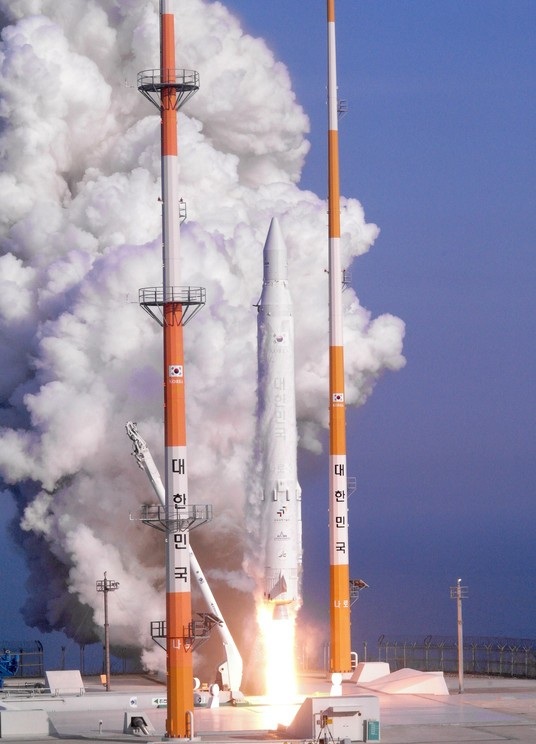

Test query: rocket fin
[267,572,288,601]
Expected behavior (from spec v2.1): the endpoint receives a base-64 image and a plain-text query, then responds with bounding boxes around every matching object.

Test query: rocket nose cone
[263,217,288,283]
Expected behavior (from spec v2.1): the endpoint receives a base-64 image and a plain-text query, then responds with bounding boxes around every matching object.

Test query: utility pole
[450,578,468,693]
[96,572,119,691]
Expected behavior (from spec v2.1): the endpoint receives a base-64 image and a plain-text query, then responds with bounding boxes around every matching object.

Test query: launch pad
[2,673,536,743]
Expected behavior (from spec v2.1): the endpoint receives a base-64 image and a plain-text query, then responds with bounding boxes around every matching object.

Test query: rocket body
[257,218,302,620]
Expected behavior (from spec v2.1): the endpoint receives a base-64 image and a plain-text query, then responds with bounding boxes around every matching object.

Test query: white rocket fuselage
[257,218,302,620]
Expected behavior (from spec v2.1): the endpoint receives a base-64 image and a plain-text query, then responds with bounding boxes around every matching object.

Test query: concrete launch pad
[3,673,536,743]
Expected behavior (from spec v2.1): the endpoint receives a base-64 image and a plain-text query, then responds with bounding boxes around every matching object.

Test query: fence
[377,635,536,678]
[63,644,144,676]
[9,634,536,681]
[1,640,143,680]
[0,641,44,679]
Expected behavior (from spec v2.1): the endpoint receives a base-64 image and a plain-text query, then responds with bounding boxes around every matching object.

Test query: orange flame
[257,602,298,701]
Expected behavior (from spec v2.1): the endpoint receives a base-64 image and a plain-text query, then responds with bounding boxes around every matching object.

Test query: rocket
[257,218,302,621]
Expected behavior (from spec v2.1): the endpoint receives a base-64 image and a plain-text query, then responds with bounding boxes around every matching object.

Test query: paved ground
[2,673,536,742]
[367,675,536,742]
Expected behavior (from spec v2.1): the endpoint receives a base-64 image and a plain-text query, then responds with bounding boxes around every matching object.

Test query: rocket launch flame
[257,602,298,702]
[0,0,405,673]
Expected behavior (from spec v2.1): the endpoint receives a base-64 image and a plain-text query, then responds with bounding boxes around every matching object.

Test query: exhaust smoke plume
[0,0,405,672]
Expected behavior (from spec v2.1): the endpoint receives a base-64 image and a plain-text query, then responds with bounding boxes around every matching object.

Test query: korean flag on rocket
[169,365,183,378]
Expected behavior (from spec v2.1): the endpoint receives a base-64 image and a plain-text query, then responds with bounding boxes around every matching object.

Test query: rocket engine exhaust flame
[257,602,298,702]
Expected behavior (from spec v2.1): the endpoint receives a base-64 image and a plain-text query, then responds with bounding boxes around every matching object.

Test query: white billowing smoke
[0,0,405,670]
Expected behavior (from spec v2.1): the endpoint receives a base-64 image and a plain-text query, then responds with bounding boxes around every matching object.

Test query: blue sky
[224,0,536,644]
[0,0,534,668]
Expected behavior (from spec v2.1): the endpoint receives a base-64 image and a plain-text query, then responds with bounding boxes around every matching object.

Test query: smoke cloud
[0,0,405,672]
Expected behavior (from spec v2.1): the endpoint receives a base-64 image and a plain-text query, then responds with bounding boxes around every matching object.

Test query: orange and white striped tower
[137,1,204,738]
[327,0,352,677]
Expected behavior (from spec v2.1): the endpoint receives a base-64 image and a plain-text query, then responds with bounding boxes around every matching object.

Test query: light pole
[450,578,468,693]
[96,572,119,691]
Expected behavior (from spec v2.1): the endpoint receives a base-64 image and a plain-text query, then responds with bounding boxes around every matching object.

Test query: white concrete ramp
[362,667,449,695]
[351,662,390,684]
[45,670,85,695]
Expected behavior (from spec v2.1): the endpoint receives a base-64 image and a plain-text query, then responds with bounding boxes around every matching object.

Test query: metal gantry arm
[125,422,244,696]
[349,578,369,607]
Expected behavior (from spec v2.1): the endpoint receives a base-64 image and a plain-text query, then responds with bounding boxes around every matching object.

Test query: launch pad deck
[2,673,536,743]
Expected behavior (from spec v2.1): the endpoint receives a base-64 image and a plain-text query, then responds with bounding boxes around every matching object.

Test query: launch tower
[327,0,352,678]
[136,2,210,738]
